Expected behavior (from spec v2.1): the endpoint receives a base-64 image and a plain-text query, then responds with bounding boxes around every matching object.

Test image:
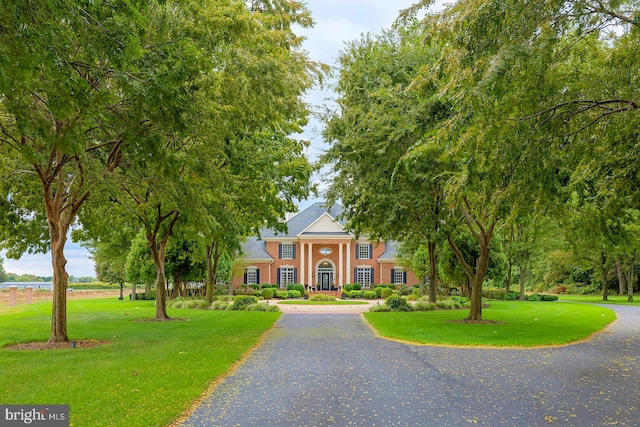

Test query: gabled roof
[241,238,273,261]
[262,202,348,238]
[378,241,399,262]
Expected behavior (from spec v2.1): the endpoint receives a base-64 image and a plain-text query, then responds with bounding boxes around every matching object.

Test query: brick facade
[232,203,419,290]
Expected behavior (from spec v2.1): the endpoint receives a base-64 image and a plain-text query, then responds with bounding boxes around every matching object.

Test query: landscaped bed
[277,300,370,305]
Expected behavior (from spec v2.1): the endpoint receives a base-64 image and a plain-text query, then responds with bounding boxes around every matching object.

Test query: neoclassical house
[232,202,418,290]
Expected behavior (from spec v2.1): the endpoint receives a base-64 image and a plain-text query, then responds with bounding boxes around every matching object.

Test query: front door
[317,262,334,290]
[321,272,332,290]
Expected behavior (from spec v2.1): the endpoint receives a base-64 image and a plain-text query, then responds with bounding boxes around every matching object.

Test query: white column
[338,243,344,288]
[308,242,314,287]
[346,242,351,285]
[300,242,305,287]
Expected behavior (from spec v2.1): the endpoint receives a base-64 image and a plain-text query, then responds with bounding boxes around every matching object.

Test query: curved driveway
[179,305,640,426]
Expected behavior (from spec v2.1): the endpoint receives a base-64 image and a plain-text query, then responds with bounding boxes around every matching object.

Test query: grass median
[0,298,279,426]
[364,300,616,348]
[559,294,640,306]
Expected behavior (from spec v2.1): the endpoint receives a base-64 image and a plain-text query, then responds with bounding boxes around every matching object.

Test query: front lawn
[364,300,616,348]
[0,298,279,426]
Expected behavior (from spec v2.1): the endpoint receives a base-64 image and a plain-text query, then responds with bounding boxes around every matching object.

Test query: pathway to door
[178,305,640,426]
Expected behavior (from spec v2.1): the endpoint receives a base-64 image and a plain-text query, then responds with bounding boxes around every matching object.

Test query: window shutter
[294,268,298,284]
[278,244,282,259]
[369,244,373,259]
[244,269,248,284]
[354,268,357,283]
[292,245,296,259]
[256,269,260,285]
[403,272,407,284]
[390,268,395,283]
[355,244,360,259]
[370,268,375,285]
[277,268,281,285]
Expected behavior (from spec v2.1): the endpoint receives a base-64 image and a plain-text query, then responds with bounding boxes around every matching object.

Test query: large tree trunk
[616,260,627,296]
[519,266,527,301]
[505,259,513,297]
[447,209,495,322]
[146,209,179,321]
[427,240,438,303]
[49,222,70,343]
[627,254,635,302]
[204,243,221,303]
[466,244,491,321]
[601,252,608,302]
[39,159,89,343]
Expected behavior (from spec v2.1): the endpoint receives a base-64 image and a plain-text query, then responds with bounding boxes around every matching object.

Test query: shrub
[414,301,436,311]
[368,303,391,312]
[450,295,468,305]
[481,288,506,300]
[344,284,354,292]
[346,290,363,299]
[380,287,394,299]
[232,295,259,310]
[310,294,336,301]
[363,291,377,300]
[288,290,302,298]
[397,285,412,296]
[261,288,274,299]
[293,284,305,294]
[386,296,410,312]
[527,294,542,301]
[435,300,453,309]
[504,291,520,301]
[553,285,568,294]
[286,284,295,291]
[182,300,210,310]
[212,300,231,310]
[374,287,384,297]
[245,303,280,312]
[275,290,289,299]
[407,294,419,301]
[352,283,362,290]
[541,294,559,301]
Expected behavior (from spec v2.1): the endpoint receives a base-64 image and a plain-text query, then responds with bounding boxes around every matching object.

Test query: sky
[0,0,445,279]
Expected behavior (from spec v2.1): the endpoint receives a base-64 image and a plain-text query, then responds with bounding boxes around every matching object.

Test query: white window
[281,243,294,259]
[246,267,258,285]
[356,267,372,287]
[280,267,295,287]
[393,268,405,285]
[358,244,370,259]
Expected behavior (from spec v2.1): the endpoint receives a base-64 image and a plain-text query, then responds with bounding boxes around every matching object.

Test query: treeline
[320,0,640,320]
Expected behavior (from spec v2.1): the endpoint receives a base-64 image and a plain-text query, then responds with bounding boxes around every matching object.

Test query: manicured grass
[364,301,616,348]
[277,300,370,305]
[0,298,279,426]
[559,294,640,306]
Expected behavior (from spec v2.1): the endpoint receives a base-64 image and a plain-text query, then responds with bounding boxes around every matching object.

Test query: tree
[0,256,6,283]
[0,1,183,341]
[125,228,156,299]
[78,0,317,317]
[321,23,451,303]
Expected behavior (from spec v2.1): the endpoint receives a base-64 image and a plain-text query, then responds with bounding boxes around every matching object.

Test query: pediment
[300,212,345,234]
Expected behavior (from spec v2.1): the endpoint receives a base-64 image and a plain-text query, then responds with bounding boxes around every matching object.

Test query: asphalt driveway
[179,305,640,426]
